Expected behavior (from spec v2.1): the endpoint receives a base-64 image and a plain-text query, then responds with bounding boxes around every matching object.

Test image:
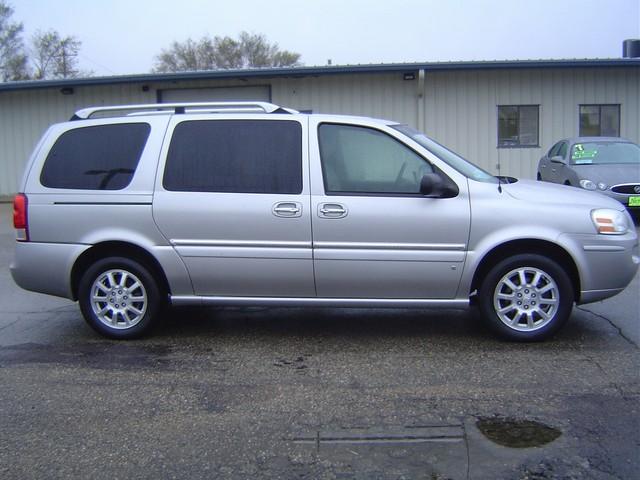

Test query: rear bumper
[10,241,89,300]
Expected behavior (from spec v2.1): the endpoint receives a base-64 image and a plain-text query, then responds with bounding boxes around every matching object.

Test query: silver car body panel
[10,110,639,312]
[152,114,315,298]
[307,115,471,299]
[460,179,638,303]
[171,296,469,308]
[11,241,89,298]
[11,116,195,299]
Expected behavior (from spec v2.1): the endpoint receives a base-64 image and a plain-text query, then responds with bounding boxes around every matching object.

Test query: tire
[78,257,162,339]
[536,173,542,181]
[477,254,574,342]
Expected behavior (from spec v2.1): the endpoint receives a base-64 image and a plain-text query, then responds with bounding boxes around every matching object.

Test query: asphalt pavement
[0,203,638,479]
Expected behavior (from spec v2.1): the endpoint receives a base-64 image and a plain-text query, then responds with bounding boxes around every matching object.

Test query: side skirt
[170,295,469,309]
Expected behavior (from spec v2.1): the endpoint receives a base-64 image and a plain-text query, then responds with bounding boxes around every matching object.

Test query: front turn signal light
[591,209,629,235]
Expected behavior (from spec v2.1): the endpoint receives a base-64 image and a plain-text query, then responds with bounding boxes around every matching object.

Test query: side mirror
[420,173,457,197]
[550,155,566,164]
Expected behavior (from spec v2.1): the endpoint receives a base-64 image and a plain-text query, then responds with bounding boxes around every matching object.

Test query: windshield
[392,125,498,183]
[570,141,640,165]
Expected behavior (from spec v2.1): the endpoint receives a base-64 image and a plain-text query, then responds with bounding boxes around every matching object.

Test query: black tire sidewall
[78,257,161,339]
[478,254,574,342]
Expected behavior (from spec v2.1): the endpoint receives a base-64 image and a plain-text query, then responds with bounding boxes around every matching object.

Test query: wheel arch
[70,241,170,301]
[470,239,581,303]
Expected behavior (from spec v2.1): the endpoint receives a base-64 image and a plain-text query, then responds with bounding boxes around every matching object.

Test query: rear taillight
[13,193,29,241]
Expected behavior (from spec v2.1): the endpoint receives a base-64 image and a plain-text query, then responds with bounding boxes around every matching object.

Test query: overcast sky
[11,0,640,76]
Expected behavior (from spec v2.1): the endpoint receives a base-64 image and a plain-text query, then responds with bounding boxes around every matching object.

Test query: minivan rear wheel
[78,257,161,339]
[478,254,574,341]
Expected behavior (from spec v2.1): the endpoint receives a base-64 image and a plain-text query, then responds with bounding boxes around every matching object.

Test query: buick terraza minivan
[10,102,639,341]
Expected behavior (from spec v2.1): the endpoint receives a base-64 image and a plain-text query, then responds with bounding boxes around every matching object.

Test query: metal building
[0,59,638,197]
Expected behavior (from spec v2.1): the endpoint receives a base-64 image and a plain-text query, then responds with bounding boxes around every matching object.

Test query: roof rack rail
[70,101,298,120]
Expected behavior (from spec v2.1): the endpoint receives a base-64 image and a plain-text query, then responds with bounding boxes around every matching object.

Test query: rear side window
[163,120,302,194]
[40,123,150,190]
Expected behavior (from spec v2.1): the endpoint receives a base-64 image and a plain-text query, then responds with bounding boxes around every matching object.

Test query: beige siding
[272,73,418,124]
[422,67,640,179]
[0,67,638,196]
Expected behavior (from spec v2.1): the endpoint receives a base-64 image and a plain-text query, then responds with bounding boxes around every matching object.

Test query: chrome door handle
[272,202,302,217]
[318,203,348,218]
[275,206,300,213]
[320,207,345,214]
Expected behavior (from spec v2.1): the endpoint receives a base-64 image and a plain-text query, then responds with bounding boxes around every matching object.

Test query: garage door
[159,86,270,103]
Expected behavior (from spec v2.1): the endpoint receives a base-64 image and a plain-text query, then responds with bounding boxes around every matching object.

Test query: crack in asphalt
[0,318,21,332]
[585,354,631,401]
[461,420,470,480]
[576,305,638,348]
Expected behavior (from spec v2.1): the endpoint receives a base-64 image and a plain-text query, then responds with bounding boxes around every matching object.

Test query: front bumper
[601,190,640,210]
[559,229,639,304]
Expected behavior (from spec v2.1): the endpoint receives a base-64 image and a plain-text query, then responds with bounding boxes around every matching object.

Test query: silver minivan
[10,102,639,341]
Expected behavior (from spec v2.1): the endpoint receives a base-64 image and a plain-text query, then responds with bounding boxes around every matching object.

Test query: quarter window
[497,105,539,148]
[579,105,620,137]
[40,123,150,190]
[549,141,568,159]
[318,124,433,194]
[548,141,562,158]
[163,120,302,194]
[557,142,568,159]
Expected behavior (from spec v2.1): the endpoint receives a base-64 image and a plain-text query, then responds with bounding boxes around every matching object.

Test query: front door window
[318,124,433,195]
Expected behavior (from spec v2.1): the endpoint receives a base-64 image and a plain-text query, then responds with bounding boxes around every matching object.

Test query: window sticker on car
[572,144,598,161]
[629,196,640,207]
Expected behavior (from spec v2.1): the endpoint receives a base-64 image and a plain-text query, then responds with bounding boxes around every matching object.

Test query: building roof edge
[1,58,638,92]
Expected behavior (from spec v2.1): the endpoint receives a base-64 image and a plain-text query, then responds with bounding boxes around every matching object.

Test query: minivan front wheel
[478,254,574,341]
[78,257,161,339]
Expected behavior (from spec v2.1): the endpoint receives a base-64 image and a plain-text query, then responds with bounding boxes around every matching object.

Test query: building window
[579,105,620,137]
[497,105,539,148]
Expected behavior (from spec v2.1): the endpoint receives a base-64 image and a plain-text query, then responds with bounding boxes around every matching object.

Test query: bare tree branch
[31,29,84,79]
[0,1,28,81]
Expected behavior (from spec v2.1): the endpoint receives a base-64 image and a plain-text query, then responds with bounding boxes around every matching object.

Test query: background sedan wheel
[478,254,574,341]
[79,257,161,339]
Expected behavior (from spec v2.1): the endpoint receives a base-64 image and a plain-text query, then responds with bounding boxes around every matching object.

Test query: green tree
[0,1,28,81]
[153,31,301,72]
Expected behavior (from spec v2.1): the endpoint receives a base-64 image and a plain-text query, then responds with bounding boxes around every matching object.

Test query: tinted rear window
[41,123,150,190]
[163,120,302,194]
